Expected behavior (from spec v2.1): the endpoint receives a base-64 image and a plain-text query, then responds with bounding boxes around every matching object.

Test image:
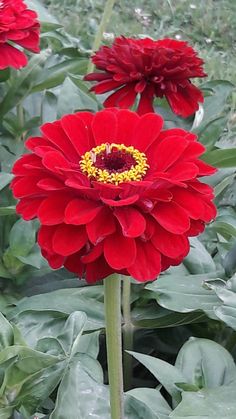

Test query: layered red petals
[0,0,40,70]
[85,36,206,117]
[11,108,216,283]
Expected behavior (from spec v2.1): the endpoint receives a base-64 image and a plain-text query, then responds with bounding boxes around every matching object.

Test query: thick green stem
[87,0,116,73]
[122,277,134,391]
[104,274,124,419]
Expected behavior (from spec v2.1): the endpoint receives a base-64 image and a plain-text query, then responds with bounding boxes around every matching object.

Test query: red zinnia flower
[85,37,206,117]
[11,109,216,283]
[0,0,40,70]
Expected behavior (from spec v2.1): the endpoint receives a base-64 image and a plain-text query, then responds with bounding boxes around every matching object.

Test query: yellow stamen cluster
[80,143,149,185]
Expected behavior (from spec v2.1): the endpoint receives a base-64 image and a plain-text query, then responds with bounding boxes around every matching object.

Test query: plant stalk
[87,0,116,73]
[122,277,134,391]
[104,274,124,419]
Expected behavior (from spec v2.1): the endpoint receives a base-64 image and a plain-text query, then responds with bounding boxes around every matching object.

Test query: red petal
[64,252,84,276]
[0,44,27,70]
[41,121,78,163]
[86,207,116,245]
[85,256,114,283]
[64,199,102,225]
[152,202,190,234]
[16,197,42,220]
[101,194,139,207]
[81,242,104,263]
[38,194,71,225]
[61,114,91,156]
[114,207,146,237]
[92,110,118,145]
[38,225,55,252]
[152,224,189,258]
[12,176,42,198]
[37,178,65,191]
[104,232,136,269]
[114,109,139,144]
[52,224,87,256]
[173,189,205,220]
[42,151,71,173]
[131,113,163,152]
[128,240,161,281]
[153,136,188,171]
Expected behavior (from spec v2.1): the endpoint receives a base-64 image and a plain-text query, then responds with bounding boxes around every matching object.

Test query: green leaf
[208,277,236,330]
[9,220,37,258]
[131,304,206,328]
[0,313,14,350]
[57,76,98,117]
[0,52,49,118]
[0,173,13,191]
[50,356,110,419]
[211,221,236,239]
[201,80,234,123]
[126,388,172,419]
[183,238,216,274]
[197,116,226,151]
[170,384,236,418]
[0,69,10,83]
[32,59,87,92]
[8,288,105,331]
[56,311,86,357]
[202,148,236,168]
[128,351,186,402]
[175,338,236,389]
[146,273,221,320]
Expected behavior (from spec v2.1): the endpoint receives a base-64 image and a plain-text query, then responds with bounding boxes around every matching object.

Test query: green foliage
[0,0,236,417]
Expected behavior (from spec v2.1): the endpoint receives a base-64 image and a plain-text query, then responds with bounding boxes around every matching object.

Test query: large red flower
[85,37,206,117]
[11,109,216,283]
[0,0,40,70]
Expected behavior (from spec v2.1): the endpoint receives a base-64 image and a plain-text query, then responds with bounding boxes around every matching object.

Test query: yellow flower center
[80,143,149,185]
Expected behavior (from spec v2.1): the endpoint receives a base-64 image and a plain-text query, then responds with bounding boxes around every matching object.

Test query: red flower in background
[11,109,216,283]
[85,37,206,117]
[0,0,40,70]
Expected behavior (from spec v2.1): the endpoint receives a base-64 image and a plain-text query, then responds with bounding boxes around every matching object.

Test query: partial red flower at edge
[11,109,216,283]
[0,0,40,70]
[85,37,206,118]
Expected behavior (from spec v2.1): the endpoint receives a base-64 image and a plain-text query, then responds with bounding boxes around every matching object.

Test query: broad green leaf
[183,238,216,274]
[50,356,110,419]
[200,80,234,123]
[197,116,226,151]
[129,351,186,402]
[208,277,236,330]
[146,273,221,320]
[0,173,13,191]
[32,60,87,92]
[175,338,236,389]
[126,388,172,419]
[0,313,14,350]
[223,241,236,276]
[211,221,236,239]
[8,288,105,331]
[131,304,206,328]
[56,311,86,357]
[0,69,10,83]
[170,384,236,418]
[9,220,37,258]
[57,76,98,117]
[202,148,236,168]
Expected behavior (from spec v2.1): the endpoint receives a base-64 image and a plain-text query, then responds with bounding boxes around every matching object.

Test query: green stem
[87,0,116,73]
[104,274,124,419]
[16,103,25,141]
[122,277,134,391]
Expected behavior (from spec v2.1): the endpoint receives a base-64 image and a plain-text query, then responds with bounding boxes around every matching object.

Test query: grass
[44,0,236,83]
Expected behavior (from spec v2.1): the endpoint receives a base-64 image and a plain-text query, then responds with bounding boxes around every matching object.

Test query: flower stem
[104,274,124,419]
[122,277,134,391]
[87,0,116,73]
